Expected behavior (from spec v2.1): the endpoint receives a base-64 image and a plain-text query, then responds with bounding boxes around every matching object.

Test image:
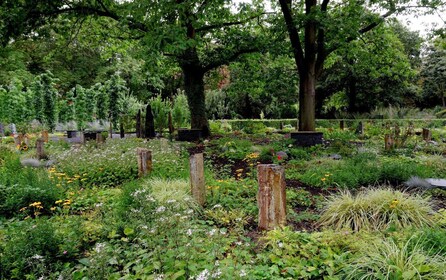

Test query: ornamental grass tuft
[319,188,433,231]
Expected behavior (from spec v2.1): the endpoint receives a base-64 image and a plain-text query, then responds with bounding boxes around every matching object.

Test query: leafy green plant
[319,188,434,231]
[343,236,446,280]
[258,227,349,279]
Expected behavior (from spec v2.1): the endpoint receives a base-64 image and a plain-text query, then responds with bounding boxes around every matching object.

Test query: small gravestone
[340,120,345,130]
[178,129,203,142]
[96,132,104,144]
[257,164,286,230]
[190,153,205,205]
[67,130,77,138]
[136,109,142,138]
[329,154,342,160]
[10,123,17,135]
[145,104,156,138]
[290,131,323,147]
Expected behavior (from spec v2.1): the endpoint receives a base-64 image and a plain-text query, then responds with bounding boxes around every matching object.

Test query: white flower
[94,242,106,253]
[196,269,210,280]
[154,274,164,280]
[211,269,222,278]
[239,269,247,277]
[31,254,44,260]
[185,209,194,214]
[278,242,284,248]
[235,241,242,246]
[156,206,166,213]
[167,199,176,203]
[212,204,222,209]
[208,229,217,236]
[187,229,193,236]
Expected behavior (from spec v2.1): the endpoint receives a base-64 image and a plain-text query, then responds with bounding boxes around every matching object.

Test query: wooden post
[257,164,286,231]
[137,148,152,177]
[340,120,345,130]
[24,134,30,146]
[41,130,49,143]
[385,134,394,151]
[189,153,205,206]
[422,128,431,141]
[36,138,46,160]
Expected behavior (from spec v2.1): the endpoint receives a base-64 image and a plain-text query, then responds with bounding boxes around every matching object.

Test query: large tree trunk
[299,72,317,131]
[181,50,210,138]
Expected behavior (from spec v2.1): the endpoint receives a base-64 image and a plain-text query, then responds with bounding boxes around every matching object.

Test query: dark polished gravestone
[290,131,323,147]
[177,128,203,142]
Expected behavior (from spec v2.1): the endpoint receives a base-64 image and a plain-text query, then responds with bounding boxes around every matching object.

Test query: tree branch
[202,47,258,72]
[278,0,305,74]
[196,13,264,33]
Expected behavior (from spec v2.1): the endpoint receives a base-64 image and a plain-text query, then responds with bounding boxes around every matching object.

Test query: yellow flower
[235,169,244,173]
[29,202,42,207]
[321,177,326,182]
[74,175,81,178]
[50,207,56,211]
[19,207,27,212]
[55,200,63,204]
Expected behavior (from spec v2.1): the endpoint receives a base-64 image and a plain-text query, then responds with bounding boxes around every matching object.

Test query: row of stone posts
[136,150,286,231]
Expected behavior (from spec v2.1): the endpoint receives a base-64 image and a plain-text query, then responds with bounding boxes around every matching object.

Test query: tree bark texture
[181,53,210,138]
[257,164,287,231]
[189,153,205,206]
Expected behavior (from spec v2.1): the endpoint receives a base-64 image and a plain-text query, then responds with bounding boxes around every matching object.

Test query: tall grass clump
[343,236,446,280]
[319,188,433,231]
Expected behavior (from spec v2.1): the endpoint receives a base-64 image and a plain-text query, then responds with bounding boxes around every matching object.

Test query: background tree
[277,0,442,131]
[0,0,269,137]
[105,73,128,137]
[421,41,446,107]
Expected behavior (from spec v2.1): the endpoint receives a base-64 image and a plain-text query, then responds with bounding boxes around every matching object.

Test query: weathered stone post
[257,164,286,231]
[136,148,152,177]
[189,153,205,206]
[145,104,156,138]
[422,128,431,141]
[41,130,49,143]
[384,134,394,151]
[36,138,46,160]
[340,120,345,130]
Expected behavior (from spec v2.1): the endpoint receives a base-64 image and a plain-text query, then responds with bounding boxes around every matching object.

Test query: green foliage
[39,72,59,131]
[0,151,62,217]
[343,236,446,280]
[258,227,349,279]
[74,85,88,130]
[319,188,434,231]
[0,78,33,125]
[0,219,62,279]
[172,92,190,129]
[105,74,128,127]
[94,83,108,122]
[150,95,170,135]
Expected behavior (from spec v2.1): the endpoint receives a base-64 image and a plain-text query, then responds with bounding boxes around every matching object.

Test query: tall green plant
[74,85,88,130]
[105,74,128,130]
[172,92,190,129]
[94,83,108,123]
[39,72,58,131]
[150,95,169,135]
